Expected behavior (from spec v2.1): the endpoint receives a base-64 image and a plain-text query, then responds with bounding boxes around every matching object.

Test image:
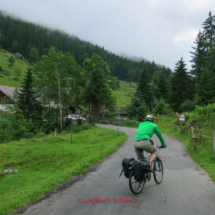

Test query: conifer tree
[196,47,215,105]
[191,12,215,81]
[82,54,116,117]
[168,58,193,111]
[17,68,43,129]
[202,11,215,48]
[190,31,207,80]
[136,68,152,108]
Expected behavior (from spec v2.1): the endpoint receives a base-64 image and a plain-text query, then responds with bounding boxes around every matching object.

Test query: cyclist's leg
[134,142,144,160]
[149,154,157,164]
[138,141,158,164]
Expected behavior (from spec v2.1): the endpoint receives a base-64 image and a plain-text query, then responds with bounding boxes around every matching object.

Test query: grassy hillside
[0,49,29,87]
[0,48,136,107]
[113,81,137,107]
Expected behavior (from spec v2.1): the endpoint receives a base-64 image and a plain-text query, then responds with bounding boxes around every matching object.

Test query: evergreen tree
[8,56,15,66]
[17,68,43,130]
[152,70,168,99]
[0,13,172,82]
[82,54,116,116]
[196,68,215,105]
[126,95,148,121]
[196,47,215,105]
[29,47,39,63]
[168,58,193,111]
[202,11,215,48]
[12,40,19,52]
[191,12,215,81]
[190,31,207,80]
[136,68,152,108]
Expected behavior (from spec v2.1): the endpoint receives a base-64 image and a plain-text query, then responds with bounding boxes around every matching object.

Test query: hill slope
[0,12,172,82]
[0,48,136,107]
[0,49,29,87]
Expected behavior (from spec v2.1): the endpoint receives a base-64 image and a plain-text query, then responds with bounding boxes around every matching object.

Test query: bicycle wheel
[153,158,163,184]
[129,169,145,195]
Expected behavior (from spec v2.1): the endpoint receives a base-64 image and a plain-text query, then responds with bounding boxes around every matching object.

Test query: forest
[0,11,215,142]
[0,11,171,82]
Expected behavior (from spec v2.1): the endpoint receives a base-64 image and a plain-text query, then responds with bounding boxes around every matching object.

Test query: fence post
[55,128,57,136]
[71,130,72,144]
[191,126,194,137]
[199,129,202,144]
[214,132,215,154]
[117,125,119,135]
[209,122,211,135]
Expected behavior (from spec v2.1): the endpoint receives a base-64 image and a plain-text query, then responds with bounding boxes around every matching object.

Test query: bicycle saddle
[136,147,143,151]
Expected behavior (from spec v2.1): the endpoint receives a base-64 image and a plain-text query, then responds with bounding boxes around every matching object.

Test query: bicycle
[121,145,164,195]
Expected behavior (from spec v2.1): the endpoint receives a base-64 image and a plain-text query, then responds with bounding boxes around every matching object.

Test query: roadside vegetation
[0,10,215,215]
[0,125,127,215]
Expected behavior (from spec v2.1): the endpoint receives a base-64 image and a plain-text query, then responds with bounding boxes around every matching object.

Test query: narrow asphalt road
[19,124,215,215]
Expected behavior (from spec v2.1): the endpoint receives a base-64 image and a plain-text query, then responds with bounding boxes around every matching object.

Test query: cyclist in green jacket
[134,115,167,168]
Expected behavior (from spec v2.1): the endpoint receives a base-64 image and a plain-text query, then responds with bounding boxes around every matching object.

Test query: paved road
[19,124,215,215]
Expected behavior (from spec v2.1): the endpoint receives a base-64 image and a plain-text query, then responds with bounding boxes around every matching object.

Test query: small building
[0,85,21,112]
[115,107,127,117]
[0,85,82,115]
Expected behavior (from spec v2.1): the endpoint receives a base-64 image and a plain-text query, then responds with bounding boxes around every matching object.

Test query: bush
[13,77,19,81]
[153,99,171,115]
[126,96,149,121]
[66,123,92,134]
[34,132,46,138]
[121,119,140,127]
[14,68,22,76]
[179,99,195,112]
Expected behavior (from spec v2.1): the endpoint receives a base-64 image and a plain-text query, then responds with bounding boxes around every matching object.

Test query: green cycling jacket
[134,121,166,147]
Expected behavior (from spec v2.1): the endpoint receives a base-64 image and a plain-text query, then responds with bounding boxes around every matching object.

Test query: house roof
[0,85,82,109]
[0,85,21,100]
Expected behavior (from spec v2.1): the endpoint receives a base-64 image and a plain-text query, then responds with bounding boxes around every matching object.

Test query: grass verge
[0,125,127,215]
[156,115,215,183]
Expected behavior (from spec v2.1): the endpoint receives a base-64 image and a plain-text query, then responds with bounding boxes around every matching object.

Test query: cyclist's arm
[154,125,166,147]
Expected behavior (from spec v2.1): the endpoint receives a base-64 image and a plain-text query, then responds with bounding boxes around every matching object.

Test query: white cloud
[0,0,214,70]
[173,29,199,47]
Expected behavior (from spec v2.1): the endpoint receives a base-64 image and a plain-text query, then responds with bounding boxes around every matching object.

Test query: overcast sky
[0,0,214,70]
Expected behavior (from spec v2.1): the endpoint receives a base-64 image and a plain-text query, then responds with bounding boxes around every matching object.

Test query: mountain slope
[0,49,29,87]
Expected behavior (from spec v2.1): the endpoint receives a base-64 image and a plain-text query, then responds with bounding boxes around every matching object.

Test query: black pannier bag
[134,158,150,181]
[122,158,135,178]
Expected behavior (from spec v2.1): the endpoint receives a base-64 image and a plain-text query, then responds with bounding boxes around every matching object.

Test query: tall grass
[0,126,127,215]
[156,115,215,183]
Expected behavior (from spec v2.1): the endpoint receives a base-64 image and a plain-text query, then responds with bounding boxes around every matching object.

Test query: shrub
[179,99,195,112]
[14,68,22,76]
[153,99,171,115]
[13,77,19,81]
[121,119,140,127]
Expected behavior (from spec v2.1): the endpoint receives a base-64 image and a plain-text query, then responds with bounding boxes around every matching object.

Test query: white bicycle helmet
[145,115,156,122]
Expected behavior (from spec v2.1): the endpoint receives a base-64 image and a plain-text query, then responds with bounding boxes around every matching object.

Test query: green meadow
[0,125,127,215]
[0,49,29,87]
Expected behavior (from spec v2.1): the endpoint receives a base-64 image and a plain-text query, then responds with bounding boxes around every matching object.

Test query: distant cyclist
[134,115,167,170]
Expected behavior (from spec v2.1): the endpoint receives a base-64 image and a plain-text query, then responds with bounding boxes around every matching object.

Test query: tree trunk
[55,72,63,133]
